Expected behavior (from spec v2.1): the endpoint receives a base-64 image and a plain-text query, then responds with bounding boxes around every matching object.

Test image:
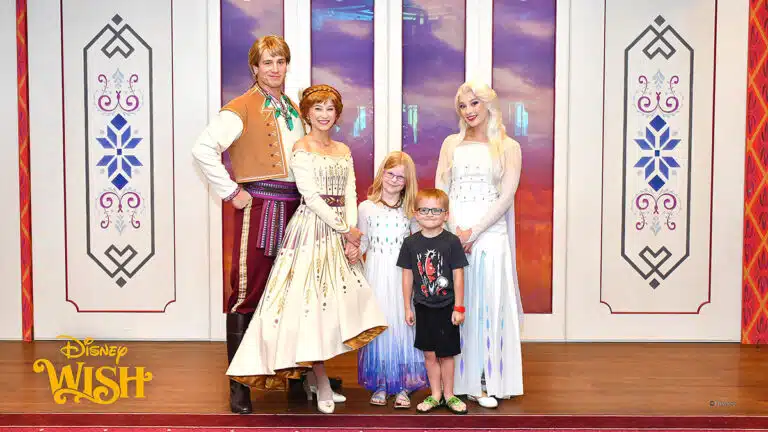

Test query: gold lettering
[119,367,152,398]
[33,360,85,404]
[83,365,93,397]
[33,360,81,394]
[92,366,121,404]
[56,335,128,361]
[37,337,150,405]
[57,335,86,360]
[116,346,128,364]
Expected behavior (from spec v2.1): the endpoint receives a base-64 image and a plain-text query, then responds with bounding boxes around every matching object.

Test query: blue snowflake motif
[96,114,143,190]
[633,115,681,191]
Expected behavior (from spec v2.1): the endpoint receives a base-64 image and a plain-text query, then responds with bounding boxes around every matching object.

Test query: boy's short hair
[416,188,449,210]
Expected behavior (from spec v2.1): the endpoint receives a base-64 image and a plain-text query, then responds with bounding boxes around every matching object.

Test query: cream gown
[226,150,388,390]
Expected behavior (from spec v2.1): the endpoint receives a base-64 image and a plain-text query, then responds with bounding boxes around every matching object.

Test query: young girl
[356,151,428,409]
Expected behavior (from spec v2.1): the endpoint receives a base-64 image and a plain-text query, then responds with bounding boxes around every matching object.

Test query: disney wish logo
[33,335,153,405]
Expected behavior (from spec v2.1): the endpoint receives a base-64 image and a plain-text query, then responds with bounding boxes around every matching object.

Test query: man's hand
[231,189,252,210]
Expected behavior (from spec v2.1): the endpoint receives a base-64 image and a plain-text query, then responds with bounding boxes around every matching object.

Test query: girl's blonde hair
[367,151,418,218]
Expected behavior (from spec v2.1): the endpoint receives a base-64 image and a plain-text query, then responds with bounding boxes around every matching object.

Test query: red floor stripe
[4,429,768,432]
[1,413,767,430]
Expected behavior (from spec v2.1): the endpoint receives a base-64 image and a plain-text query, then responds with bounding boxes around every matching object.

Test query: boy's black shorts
[414,302,461,358]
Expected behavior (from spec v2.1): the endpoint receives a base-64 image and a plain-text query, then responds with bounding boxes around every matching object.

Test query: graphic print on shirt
[416,249,449,297]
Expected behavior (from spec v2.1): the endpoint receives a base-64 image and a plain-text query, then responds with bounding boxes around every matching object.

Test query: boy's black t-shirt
[396,229,469,309]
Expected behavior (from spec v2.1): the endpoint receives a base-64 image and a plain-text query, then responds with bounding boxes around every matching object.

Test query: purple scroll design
[95,71,140,113]
[635,73,680,115]
[633,190,680,235]
[98,189,143,233]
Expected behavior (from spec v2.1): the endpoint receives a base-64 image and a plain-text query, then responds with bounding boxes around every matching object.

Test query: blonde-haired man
[192,35,304,414]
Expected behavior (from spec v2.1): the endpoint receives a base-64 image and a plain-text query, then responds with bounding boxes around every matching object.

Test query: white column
[28,0,66,339]
[0,0,22,340]
[709,0,748,340]
[373,0,396,168]
[383,0,403,165]
[284,0,311,102]
[206,0,224,340]
[522,0,571,342]
[465,0,492,85]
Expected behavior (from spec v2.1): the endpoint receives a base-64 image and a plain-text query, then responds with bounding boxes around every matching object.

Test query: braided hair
[299,84,344,125]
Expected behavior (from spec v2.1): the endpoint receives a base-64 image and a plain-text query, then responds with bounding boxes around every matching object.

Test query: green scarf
[264,94,300,131]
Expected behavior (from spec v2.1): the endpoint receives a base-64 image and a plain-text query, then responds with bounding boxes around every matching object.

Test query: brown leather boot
[227,312,254,414]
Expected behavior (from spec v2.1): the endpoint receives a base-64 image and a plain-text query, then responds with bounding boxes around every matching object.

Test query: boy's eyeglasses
[384,171,406,183]
[417,207,446,216]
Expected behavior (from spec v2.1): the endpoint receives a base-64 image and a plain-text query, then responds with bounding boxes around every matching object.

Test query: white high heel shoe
[302,378,346,403]
[316,398,335,414]
[302,379,335,413]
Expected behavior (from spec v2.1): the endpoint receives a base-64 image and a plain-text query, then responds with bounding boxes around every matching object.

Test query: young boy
[396,188,469,414]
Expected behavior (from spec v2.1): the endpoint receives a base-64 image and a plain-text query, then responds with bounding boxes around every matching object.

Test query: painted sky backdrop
[493,0,556,313]
[311,0,375,202]
[221,0,283,104]
[218,0,557,314]
[402,0,466,189]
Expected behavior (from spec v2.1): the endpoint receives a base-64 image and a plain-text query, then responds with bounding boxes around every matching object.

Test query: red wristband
[453,306,465,313]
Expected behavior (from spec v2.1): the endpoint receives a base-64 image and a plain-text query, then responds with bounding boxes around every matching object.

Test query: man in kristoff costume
[192,35,305,414]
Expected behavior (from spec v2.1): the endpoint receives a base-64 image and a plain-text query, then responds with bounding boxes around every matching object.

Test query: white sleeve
[291,151,350,233]
[345,156,358,229]
[357,201,372,255]
[469,139,522,242]
[191,110,243,200]
[434,137,453,195]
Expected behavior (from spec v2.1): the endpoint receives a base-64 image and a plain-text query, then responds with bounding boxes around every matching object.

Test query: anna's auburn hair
[299,84,343,125]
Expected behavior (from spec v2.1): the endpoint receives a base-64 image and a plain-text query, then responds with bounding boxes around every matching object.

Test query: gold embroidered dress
[226,150,388,390]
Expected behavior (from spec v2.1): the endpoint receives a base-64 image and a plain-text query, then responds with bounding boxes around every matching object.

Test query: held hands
[344,241,361,265]
[230,189,252,210]
[455,226,474,253]
[341,226,362,264]
[343,227,363,247]
[451,311,465,326]
[405,308,415,326]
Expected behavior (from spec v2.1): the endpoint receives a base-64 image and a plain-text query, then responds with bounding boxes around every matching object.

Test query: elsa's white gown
[436,136,524,399]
